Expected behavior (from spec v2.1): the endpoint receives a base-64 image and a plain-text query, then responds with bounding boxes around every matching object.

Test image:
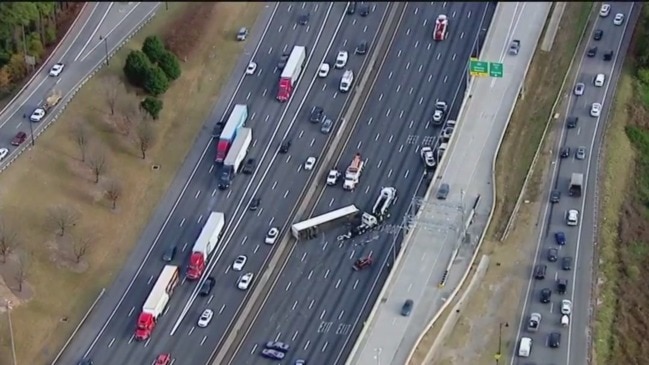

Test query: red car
[433,14,449,41]
[11,131,27,146]
[353,256,372,271]
[154,353,171,365]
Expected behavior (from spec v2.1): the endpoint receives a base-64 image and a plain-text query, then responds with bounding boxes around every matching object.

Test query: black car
[279,139,291,153]
[547,248,558,262]
[212,121,225,137]
[278,52,290,70]
[355,40,368,55]
[560,147,571,158]
[548,332,561,348]
[437,183,450,200]
[199,277,216,296]
[249,197,261,211]
[534,264,547,279]
[561,256,573,270]
[540,288,552,303]
[242,158,255,174]
[593,29,603,41]
[587,46,597,57]
[310,106,324,123]
[566,116,578,128]
[161,245,177,262]
[359,3,370,16]
[603,50,613,61]
[298,13,310,25]
[556,278,568,294]
[347,1,356,15]
[401,299,414,316]
[550,190,561,203]
[265,341,290,352]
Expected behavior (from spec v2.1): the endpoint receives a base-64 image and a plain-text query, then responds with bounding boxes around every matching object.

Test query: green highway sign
[469,58,489,77]
[469,59,504,78]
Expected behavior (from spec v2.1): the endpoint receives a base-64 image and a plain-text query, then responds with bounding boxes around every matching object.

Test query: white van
[594,73,605,87]
[340,70,354,92]
[518,337,532,357]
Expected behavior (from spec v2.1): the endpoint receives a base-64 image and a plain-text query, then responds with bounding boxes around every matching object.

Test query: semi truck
[277,46,307,102]
[219,128,252,190]
[216,104,248,163]
[135,265,180,340]
[568,173,583,197]
[372,187,397,221]
[187,212,226,280]
[343,153,364,190]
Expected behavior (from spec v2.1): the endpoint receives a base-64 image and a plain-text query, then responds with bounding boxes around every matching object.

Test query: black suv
[534,264,547,279]
[298,13,310,25]
[593,29,603,41]
[278,52,290,70]
[556,278,568,294]
[562,256,573,270]
[347,2,356,15]
[550,190,561,203]
[547,248,558,262]
[310,106,324,123]
[249,198,261,211]
[549,332,561,348]
[560,147,571,158]
[161,245,177,262]
[355,40,368,55]
[587,46,597,57]
[540,288,552,303]
[279,139,291,153]
[199,277,216,296]
[603,50,613,61]
[359,3,370,16]
[566,116,578,128]
[242,158,255,174]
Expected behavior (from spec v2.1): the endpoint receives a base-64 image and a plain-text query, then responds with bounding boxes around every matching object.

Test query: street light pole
[374,347,382,365]
[100,35,109,66]
[6,300,17,365]
[495,322,508,365]
[28,119,35,146]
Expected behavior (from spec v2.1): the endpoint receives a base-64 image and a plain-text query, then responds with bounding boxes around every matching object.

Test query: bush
[143,66,170,96]
[142,35,166,63]
[141,96,163,120]
[158,51,181,81]
[124,50,151,87]
[638,68,649,86]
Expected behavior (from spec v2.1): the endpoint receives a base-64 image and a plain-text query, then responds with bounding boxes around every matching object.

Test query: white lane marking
[75,3,115,61]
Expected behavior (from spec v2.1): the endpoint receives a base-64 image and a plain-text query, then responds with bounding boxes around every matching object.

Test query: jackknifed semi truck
[187,212,226,280]
[277,46,307,102]
[216,104,247,163]
[219,128,252,190]
[135,265,180,340]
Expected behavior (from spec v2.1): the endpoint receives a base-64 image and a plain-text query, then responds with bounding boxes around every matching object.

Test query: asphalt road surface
[510,3,637,365]
[0,2,159,165]
[226,3,496,365]
[57,2,391,365]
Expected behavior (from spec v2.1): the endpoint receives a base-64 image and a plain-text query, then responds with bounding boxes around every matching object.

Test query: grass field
[0,3,262,364]
[408,3,592,364]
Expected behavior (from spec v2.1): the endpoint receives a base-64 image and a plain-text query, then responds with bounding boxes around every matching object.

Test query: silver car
[576,146,587,160]
[573,82,585,96]
[321,119,333,134]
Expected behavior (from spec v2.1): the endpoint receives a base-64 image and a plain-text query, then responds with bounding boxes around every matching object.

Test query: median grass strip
[0,3,262,364]
[408,2,592,364]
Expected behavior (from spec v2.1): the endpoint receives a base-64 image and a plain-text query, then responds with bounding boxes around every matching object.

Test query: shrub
[158,50,181,81]
[140,96,163,120]
[637,68,649,86]
[142,35,166,63]
[124,50,151,87]
[143,66,170,97]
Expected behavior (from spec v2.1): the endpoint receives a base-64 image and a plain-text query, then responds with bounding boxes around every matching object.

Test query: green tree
[143,66,169,96]
[157,50,181,81]
[123,50,151,87]
[142,35,166,63]
[140,96,163,120]
[638,68,649,86]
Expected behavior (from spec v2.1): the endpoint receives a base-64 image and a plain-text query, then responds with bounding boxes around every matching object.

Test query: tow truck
[433,14,448,41]
[353,255,373,271]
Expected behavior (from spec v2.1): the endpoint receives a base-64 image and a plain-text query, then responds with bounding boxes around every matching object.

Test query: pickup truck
[527,312,541,332]
[509,40,520,55]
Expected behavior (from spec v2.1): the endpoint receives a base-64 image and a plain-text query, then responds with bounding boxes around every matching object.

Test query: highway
[0,2,159,166]
[226,3,496,365]
[510,3,637,364]
[56,2,391,365]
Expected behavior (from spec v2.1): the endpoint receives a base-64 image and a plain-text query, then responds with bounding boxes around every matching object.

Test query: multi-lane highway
[511,3,637,364]
[57,2,391,364]
[226,3,496,365]
[0,2,159,166]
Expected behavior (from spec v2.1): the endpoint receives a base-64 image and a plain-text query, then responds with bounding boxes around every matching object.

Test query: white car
[561,299,572,315]
[613,13,624,26]
[599,4,610,17]
[594,73,605,87]
[197,309,213,328]
[318,63,330,78]
[566,209,579,226]
[245,61,257,75]
[30,108,46,122]
[0,148,8,161]
[49,62,64,77]
[232,255,247,271]
[265,227,279,245]
[326,169,340,185]
[573,82,585,96]
[432,109,444,123]
[420,147,436,168]
[237,272,254,290]
[442,126,454,140]
[335,51,348,69]
[590,102,602,117]
[304,156,316,171]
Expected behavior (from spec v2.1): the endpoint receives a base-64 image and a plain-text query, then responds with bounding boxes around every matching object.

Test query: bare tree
[104,178,123,209]
[136,120,156,159]
[48,205,79,237]
[117,98,141,136]
[71,121,90,162]
[72,231,94,263]
[104,75,121,116]
[87,149,108,183]
[0,219,19,263]
[15,250,30,292]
